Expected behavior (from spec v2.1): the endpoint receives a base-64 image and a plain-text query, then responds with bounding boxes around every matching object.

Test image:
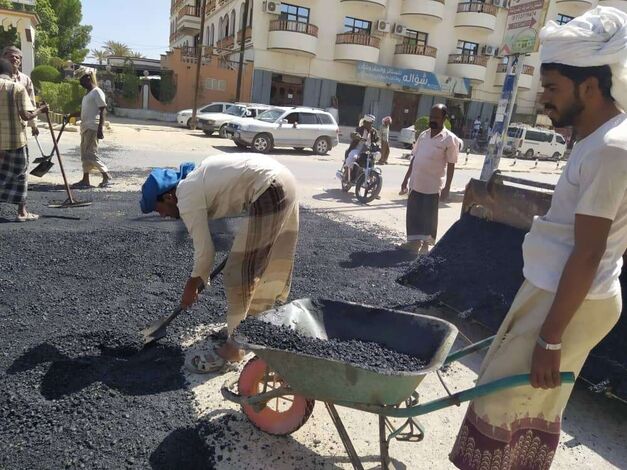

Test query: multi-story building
[0,0,39,75]
[168,0,626,135]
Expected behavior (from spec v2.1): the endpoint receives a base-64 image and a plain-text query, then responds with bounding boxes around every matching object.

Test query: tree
[42,0,92,63]
[91,48,108,65]
[103,41,133,57]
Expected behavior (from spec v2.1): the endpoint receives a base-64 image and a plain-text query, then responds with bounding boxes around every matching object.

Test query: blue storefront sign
[355,61,471,96]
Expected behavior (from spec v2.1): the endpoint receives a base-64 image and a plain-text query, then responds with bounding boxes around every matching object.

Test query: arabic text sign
[501,0,549,55]
[355,62,470,96]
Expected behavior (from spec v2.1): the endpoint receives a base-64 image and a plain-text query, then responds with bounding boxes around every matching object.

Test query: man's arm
[180,210,215,308]
[97,106,106,139]
[441,163,455,201]
[24,76,39,135]
[531,215,611,389]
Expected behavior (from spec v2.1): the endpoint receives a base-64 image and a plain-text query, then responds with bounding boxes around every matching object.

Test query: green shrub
[39,79,84,114]
[414,116,452,134]
[31,65,62,90]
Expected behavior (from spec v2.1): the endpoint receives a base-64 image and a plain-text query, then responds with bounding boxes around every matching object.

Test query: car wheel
[524,149,535,159]
[552,152,561,161]
[186,118,193,129]
[252,134,273,154]
[313,137,330,155]
[219,124,228,138]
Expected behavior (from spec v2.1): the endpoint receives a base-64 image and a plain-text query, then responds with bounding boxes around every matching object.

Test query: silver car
[230,107,339,155]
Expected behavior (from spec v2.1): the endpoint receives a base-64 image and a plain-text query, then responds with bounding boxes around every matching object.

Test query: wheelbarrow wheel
[238,357,315,435]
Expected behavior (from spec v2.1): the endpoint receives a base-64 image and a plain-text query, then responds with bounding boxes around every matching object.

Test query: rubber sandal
[71,182,91,189]
[15,213,39,222]
[98,181,112,188]
[185,350,226,374]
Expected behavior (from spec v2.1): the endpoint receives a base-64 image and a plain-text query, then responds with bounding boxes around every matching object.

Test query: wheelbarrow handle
[337,372,576,419]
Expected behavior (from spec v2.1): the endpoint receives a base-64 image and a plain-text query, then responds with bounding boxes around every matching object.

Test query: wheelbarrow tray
[234,298,458,406]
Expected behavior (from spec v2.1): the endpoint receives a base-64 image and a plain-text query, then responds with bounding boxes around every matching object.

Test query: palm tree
[91,49,108,65]
[103,41,134,57]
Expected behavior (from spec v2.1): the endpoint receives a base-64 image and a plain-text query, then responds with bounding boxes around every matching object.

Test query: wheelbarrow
[222,298,575,469]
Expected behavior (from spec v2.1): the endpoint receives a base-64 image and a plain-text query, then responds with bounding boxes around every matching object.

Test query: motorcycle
[336,142,383,204]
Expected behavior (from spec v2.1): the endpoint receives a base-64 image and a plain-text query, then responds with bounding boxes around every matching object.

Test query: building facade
[169,0,626,136]
[0,2,39,75]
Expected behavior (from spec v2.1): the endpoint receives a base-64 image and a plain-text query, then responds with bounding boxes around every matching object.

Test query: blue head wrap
[140,162,196,214]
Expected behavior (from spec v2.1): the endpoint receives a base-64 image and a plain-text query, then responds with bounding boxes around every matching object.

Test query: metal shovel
[141,257,228,346]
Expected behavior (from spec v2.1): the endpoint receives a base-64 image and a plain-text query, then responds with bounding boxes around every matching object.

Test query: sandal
[15,213,39,222]
[185,350,227,374]
[71,181,92,189]
[98,180,112,188]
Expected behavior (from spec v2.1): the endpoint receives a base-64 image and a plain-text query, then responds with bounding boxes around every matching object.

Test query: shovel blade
[30,160,54,178]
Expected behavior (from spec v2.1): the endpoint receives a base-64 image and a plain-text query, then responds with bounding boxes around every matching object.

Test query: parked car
[504,125,567,160]
[176,102,231,128]
[229,107,339,155]
[224,106,289,142]
[398,125,417,149]
[198,103,273,138]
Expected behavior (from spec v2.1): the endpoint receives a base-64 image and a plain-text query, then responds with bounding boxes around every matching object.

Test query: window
[298,113,318,124]
[204,79,226,91]
[344,17,372,34]
[280,3,310,23]
[556,13,574,25]
[404,30,428,47]
[317,113,335,125]
[457,40,479,55]
[225,105,247,116]
[525,130,551,142]
[201,104,223,113]
[258,109,283,122]
[507,127,523,138]
[556,135,566,144]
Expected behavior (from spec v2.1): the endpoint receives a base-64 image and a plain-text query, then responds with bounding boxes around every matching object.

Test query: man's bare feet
[216,339,245,362]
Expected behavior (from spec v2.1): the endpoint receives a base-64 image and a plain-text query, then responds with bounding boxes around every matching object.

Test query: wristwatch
[537,336,562,351]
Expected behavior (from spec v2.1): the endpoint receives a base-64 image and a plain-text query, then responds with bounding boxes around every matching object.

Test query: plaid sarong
[223,171,299,334]
[0,146,29,204]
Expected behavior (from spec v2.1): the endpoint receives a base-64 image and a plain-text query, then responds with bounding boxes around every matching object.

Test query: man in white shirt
[400,104,459,254]
[140,154,299,373]
[451,7,627,469]
[69,67,111,188]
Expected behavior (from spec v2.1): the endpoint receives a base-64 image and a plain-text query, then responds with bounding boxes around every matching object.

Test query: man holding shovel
[140,154,299,373]
[0,59,48,221]
[68,67,111,189]
[2,46,38,138]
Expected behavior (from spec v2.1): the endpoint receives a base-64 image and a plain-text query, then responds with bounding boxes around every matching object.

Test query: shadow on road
[340,248,415,268]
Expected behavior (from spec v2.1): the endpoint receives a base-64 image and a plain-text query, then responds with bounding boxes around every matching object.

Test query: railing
[237,26,253,42]
[457,2,498,15]
[216,35,235,49]
[177,5,200,20]
[448,53,489,66]
[336,32,380,48]
[269,20,319,37]
[394,43,437,57]
[496,63,535,75]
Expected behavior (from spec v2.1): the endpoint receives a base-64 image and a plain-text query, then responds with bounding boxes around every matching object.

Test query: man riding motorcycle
[344,114,379,181]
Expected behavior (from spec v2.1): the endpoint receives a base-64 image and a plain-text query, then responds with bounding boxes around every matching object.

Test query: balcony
[176,5,201,35]
[340,0,387,8]
[455,2,498,34]
[335,33,380,63]
[237,26,252,44]
[268,20,319,56]
[447,54,488,82]
[216,35,235,53]
[400,0,445,21]
[494,63,535,90]
[393,43,437,71]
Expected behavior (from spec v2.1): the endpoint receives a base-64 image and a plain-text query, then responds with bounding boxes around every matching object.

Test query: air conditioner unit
[492,0,509,8]
[264,1,281,14]
[481,45,499,56]
[393,24,407,37]
[376,20,391,33]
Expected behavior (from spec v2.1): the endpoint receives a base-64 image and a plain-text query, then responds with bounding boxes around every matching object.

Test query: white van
[505,125,567,161]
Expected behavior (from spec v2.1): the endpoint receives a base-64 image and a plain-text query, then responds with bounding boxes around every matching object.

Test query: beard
[547,94,584,128]
[429,121,439,129]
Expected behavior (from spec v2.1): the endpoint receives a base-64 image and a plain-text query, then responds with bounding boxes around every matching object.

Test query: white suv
[176,102,231,128]
[230,107,339,155]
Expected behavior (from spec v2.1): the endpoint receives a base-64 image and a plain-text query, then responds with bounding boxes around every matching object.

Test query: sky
[82,0,171,60]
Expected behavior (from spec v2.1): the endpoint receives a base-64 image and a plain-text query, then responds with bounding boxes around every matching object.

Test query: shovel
[142,257,228,346]
[30,118,68,178]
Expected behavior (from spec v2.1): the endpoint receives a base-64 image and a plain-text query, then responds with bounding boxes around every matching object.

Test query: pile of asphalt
[236,318,427,373]
[0,188,419,469]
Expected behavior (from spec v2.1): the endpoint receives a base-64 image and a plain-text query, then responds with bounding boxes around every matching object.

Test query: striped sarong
[0,146,28,204]
[450,281,621,470]
[223,171,299,334]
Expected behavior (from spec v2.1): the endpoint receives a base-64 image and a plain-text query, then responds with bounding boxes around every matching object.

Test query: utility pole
[190,0,207,130]
[236,0,250,102]
[480,53,523,179]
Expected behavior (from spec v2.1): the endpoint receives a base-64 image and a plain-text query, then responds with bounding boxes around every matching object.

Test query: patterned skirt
[223,170,299,334]
[450,281,621,470]
[0,146,29,204]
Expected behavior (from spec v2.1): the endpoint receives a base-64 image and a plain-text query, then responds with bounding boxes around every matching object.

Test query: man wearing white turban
[451,7,627,469]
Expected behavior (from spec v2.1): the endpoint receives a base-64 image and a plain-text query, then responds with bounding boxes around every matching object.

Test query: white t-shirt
[80,87,106,131]
[522,114,627,299]
[409,128,459,194]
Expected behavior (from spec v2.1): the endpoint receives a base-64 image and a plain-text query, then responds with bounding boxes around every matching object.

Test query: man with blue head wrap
[140,154,299,373]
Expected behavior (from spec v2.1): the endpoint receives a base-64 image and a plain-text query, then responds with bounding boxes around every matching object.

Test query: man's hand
[31,127,39,137]
[400,179,408,195]
[441,187,450,202]
[530,343,561,389]
[97,127,104,140]
[181,277,204,309]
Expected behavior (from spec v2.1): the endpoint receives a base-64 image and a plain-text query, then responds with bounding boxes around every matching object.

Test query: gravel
[236,318,427,373]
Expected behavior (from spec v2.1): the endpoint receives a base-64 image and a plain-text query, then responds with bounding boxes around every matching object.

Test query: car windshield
[257,109,284,122]
[507,127,523,138]
[225,105,246,116]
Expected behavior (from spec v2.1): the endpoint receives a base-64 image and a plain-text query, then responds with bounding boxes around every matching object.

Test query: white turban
[74,66,98,80]
[540,6,627,110]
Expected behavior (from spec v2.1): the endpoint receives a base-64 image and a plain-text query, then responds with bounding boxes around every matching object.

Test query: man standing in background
[379,116,392,165]
[2,46,39,137]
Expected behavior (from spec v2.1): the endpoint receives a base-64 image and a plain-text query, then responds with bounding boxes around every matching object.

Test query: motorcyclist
[344,114,379,181]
